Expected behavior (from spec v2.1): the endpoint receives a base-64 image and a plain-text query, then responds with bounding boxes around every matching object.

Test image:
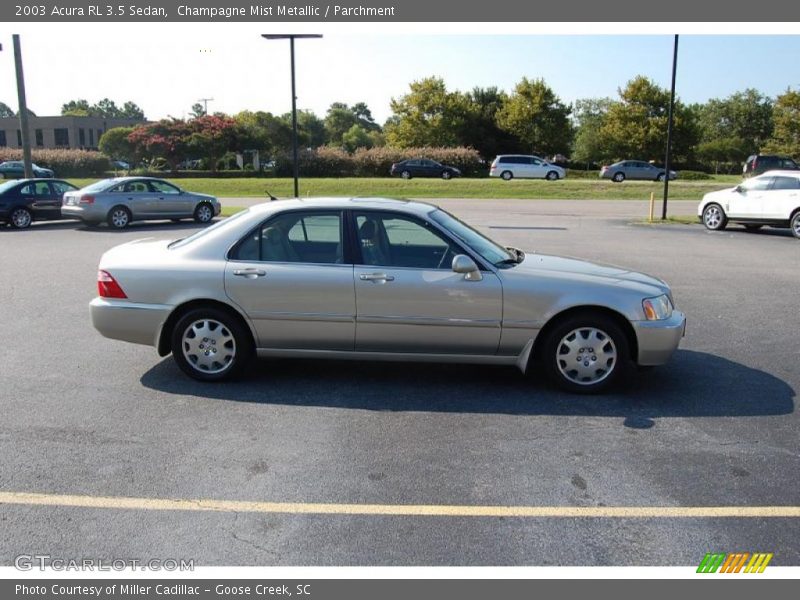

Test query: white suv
[698,170,800,239]
[490,155,566,181]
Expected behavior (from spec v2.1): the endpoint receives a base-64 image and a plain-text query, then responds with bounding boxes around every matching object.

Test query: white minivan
[489,155,566,181]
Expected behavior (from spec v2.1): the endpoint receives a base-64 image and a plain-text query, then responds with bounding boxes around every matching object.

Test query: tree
[60,98,145,120]
[128,119,192,171]
[324,101,381,147]
[571,97,613,164]
[496,78,573,156]
[61,99,91,116]
[762,88,800,158]
[385,77,469,148]
[282,110,326,148]
[0,102,15,118]
[341,124,374,153]
[461,86,519,160]
[597,76,698,162]
[190,103,206,118]
[695,89,773,157]
[98,127,138,164]
[186,114,239,172]
[120,101,145,120]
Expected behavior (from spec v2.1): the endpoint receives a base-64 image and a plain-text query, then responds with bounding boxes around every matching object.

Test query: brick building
[0,115,145,151]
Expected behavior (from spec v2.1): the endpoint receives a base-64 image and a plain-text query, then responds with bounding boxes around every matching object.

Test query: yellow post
[649,192,655,222]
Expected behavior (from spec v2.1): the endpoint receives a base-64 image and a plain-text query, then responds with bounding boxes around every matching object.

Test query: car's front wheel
[702,203,727,231]
[9,207,32,229]
[194,202,214,224]
[171,307,252,382]
[541,313,630,394]
[545,170,559,181]
[791,211,800,239]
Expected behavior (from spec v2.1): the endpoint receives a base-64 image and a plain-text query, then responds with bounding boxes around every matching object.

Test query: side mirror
[734,185,743,193]
[452,254,482,281]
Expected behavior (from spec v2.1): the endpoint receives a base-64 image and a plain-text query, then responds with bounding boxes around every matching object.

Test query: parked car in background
[390,158,461,180]
[90,197,685,393]
[0,178,78,228]
[489,155,565,180]
[742,155,799,178]
[698,170,800,239]
[0,161,55,179]
[112,160,131,170]
[600,161,676,182]
[61,177,220,229]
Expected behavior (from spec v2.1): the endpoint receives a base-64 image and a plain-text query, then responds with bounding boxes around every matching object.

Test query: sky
[3,27,800,124]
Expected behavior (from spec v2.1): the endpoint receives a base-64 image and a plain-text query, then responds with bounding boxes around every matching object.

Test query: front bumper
[90,297,172,348]
[631,310,686,366]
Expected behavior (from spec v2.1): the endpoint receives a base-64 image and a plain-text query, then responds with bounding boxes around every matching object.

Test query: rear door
[224,210,355,350]
[763,175,800,220]
[352,210,502,354]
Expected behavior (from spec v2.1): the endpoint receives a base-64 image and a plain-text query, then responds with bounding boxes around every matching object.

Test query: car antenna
[265,189,278,201]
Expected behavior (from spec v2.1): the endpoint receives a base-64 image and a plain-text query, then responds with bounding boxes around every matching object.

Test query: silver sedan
[62,177,220,229]
[91,198,685,393]
[600,161,677,182]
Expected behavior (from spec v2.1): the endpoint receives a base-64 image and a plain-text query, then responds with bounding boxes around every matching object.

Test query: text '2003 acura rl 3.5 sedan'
[91,198,686,394]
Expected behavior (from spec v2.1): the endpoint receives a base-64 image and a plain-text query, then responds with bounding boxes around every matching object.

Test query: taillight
[97,270,127,299]
[80,195,95,204]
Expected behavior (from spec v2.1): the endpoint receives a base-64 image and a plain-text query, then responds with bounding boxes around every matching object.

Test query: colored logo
[697,552,773,573]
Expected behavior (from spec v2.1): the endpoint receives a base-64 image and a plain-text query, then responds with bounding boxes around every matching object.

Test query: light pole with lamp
[262,34,322,198]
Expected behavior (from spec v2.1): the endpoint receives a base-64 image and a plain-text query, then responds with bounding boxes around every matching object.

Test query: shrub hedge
[0,148,110,177]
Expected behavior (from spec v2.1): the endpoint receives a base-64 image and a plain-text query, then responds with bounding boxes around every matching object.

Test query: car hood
[507,253,670,296]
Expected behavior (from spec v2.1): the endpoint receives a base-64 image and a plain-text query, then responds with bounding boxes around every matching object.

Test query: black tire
[612,172,625,183]
[193,202,214,224]
[743,224,763,232]
[441,171,452,180]
[171,307,253,382]
[702,203,727,231]
[107,205,131,229]
[400,170,411,180]
[501,170,513,181]
[791,211,800,239]
[545,170,559,181]
[9,207,33,229]
[540,312,631,394]
[656,173,666,182]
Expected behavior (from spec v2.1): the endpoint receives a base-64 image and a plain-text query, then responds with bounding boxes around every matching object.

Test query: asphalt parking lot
[0,198,798,566]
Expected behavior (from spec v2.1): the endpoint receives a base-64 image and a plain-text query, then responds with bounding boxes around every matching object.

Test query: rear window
[82,179,118,193]
[771,176,800,190]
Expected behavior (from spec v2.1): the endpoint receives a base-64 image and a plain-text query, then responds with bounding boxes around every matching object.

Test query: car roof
[248,197,439,217]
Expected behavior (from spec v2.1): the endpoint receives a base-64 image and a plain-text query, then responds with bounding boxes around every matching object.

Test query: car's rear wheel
[441,171,452,180]
[541,312,630,394]
[401,170,411,180]
[545,170,559,181]
[743,224,763,232]
[791,211,800,239]
[702,203,727,231]
[171,307,252,382]
[107,206,131,229]
[194,202,214,224]
[9,207,32,229]
[501,170,513,181]
[612,172,625,183]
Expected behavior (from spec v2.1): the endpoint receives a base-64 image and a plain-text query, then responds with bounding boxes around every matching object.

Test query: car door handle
[359,272,395,282]
[233,268,266,278]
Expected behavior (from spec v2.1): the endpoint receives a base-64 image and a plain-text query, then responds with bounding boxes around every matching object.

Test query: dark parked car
[0,161,55,179]
[0,178,78,228]
[390,158,461,180]
[743,155,799,177]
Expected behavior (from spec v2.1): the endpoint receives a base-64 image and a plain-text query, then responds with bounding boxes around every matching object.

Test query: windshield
[169,208,251,249]
[429,209,515,266]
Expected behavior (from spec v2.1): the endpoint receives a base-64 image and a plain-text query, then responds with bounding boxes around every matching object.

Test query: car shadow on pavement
[140,349,794,424]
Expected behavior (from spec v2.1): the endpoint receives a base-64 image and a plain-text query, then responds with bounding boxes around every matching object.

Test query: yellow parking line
[1,491,800,518]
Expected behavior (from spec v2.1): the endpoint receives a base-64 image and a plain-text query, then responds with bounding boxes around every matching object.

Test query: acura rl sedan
[91,198,685,393]
[62,177,220,229]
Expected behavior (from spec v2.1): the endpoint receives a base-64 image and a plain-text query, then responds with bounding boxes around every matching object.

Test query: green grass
[67,176,739,201]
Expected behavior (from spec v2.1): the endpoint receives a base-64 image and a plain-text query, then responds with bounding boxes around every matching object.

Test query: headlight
[642,294,673,320]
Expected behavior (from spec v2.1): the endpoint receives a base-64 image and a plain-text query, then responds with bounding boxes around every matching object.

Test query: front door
[224,210,355,350]
[352,211,502,355]
[728,176,772,219]
[147,179,185,214]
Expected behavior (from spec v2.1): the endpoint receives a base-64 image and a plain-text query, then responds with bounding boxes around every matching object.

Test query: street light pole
[262,34,322,199]
[13,35,33,179]
[662,34,679,220]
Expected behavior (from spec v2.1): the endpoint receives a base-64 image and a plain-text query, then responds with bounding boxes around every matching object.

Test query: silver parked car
[600,161,677,183]
[91,198,685,393]
[62,177,220,229]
